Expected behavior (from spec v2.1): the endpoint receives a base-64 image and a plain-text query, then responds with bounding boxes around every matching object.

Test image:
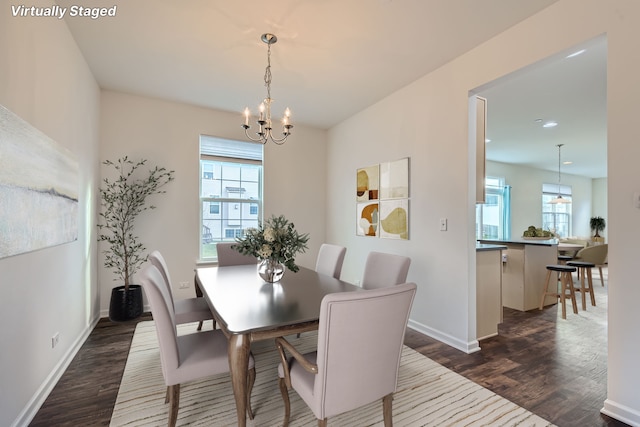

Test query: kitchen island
[478,238,558,311]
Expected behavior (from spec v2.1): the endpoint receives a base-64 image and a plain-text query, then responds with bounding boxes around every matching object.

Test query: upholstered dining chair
[149,250,213,331]
[574,244,608,286]
[216,242,259,266]
[275,282,417,427]
[315,243,347,279]
[139,264,256,427]
[361,251,411,290]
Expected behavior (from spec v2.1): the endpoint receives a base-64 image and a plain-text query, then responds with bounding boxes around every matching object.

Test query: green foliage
[522,225,554,238]
[233,214,310,273]
[590,216,606,236]
[98,157,174,289]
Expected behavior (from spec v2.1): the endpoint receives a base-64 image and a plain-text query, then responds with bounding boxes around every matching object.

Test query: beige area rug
[110,321,555,427]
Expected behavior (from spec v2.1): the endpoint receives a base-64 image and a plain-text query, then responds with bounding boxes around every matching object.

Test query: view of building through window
[200,136,263,260]
[476,177,510,240]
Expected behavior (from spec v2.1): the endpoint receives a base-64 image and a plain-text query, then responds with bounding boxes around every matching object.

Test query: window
[476,177,511,240]
[200,136,263,260]
[542,183,572,237]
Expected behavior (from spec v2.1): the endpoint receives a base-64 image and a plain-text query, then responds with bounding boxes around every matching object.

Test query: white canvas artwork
[0,105,79,259]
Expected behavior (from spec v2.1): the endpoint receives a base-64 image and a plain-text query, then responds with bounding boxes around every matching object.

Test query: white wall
[486,160,593,238]
[0,5,101,427]
[326,0,640,424]
[99,91,327,309]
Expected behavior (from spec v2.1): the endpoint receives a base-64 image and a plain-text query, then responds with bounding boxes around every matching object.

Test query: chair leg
[165,386,170,404]
[383,393,394,427]
[317,419,328,427]
[598,266,605,286]
[247,367,256,420]
[197,320,203,331]
[578,267,587,310]
[167,384,180,427]
[587,268,596,306]
[278,378,291,427]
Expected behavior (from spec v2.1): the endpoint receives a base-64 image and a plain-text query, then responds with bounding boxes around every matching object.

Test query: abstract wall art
[356,157,409,239]
[356,164,379,202]
[0,104,79,259]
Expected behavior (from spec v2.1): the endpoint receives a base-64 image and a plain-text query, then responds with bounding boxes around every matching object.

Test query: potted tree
[589,216,606,243]
[98,156,174,322]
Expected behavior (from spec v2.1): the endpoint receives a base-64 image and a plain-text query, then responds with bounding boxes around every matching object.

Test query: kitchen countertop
[478,238,558,247]
[476,243,508,251]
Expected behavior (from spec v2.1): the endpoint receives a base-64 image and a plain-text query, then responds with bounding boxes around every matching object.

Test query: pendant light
[548,144,571,204]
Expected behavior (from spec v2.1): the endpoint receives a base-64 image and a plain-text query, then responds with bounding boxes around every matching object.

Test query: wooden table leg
[228,333,250,427]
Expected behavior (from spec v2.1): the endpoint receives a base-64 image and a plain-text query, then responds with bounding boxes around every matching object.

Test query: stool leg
[587,268,596,306]
[558,273,567,319]
[540,270,553,311]
[579,267,587,310]
[564,272,578,315]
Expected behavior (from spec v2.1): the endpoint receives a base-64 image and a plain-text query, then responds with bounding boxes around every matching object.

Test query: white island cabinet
[478,239,558,312]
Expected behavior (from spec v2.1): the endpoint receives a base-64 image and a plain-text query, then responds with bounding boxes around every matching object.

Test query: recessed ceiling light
[566,49,586,58]
[543,121,558,128]
[485,138,491,143]
[534,118,543,123]
[563,161,573,165]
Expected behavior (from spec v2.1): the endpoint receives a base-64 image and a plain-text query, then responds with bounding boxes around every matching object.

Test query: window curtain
[502,185,511,239]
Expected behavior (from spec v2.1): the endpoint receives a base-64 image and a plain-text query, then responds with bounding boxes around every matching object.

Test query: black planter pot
[109,285,143,322]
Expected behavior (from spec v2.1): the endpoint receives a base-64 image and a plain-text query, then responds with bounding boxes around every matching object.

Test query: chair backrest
[361,251,411,290]
[315,244,347,279]
[577,243,608,265]
[313,282,417,420]
[138,264,180,382]
[148,250,175,309]
[217,242,258,266]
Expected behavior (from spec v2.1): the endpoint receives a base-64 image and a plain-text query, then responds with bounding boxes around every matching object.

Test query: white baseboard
[408,318,481,354]
[602,399,640,427]
[11,315,100,427]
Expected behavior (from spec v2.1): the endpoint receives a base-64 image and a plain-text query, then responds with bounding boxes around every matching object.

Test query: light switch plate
[439,218,448,231]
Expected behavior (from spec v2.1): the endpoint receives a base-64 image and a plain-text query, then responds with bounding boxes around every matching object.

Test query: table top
[196,265,361,335]
[558,242,584,250]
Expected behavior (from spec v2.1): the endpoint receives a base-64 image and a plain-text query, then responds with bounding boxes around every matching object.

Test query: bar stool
[566,260,596,310]
[557,255,573,265]
[540,264,578,319]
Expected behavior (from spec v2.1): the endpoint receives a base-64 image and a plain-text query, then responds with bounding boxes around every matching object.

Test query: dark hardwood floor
[31,267,628,427]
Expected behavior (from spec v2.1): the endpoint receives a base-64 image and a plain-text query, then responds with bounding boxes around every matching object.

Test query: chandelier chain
[264,43,272,101]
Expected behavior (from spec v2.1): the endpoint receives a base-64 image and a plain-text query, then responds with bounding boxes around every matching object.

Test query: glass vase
[258,258,285,283]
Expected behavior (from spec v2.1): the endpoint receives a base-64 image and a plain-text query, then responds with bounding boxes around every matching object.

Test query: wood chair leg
[598,266,605,286]
[165,386,170,403]
[383,393,394,427]
[167,384,180,427]
[278,378,290,427]
[587,268,596,306]
[317,419,327,427]
[247,367,256,420]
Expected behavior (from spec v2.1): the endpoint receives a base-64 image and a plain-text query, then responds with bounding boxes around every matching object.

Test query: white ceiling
[57,0,606,178]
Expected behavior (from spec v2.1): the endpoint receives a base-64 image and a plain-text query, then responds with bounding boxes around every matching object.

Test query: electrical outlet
[439,218,448,231]
[179,281,190,289]
[52,332,60,349]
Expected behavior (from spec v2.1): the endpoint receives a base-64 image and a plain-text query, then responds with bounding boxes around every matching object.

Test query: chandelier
[242,33,293,145]
[548,143,571,204]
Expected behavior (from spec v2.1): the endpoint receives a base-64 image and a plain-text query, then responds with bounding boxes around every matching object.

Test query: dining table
[195,264,361,427]
[558,242,584,257]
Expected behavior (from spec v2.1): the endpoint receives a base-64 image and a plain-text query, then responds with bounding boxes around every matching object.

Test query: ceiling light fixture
[549,143,571,204]
[542,121,558,128]
[242,33,293,145]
